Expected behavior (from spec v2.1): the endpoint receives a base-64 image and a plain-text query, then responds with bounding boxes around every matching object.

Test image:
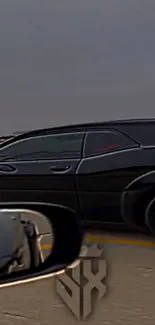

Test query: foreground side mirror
[0,202,84,288]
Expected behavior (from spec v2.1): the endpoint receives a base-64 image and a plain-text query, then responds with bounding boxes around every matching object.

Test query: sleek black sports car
[0,119,155,234]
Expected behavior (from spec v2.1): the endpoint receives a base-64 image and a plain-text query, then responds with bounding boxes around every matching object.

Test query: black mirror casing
[0,202,84,288]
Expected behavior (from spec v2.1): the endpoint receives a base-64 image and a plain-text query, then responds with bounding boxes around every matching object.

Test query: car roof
[11,118,155,136]
[0,118,155,148]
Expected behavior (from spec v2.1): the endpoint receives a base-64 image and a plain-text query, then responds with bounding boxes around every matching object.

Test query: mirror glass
[0,209,54,277]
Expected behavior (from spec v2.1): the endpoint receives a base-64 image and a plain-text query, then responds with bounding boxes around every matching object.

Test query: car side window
[83,130,138,158]
[0,132,85,161]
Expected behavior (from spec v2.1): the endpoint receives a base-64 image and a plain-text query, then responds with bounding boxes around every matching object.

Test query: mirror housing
[0,202,84,288]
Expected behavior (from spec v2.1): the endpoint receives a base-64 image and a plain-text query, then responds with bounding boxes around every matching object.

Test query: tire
[145,197,155,237]
[121,171,155,234]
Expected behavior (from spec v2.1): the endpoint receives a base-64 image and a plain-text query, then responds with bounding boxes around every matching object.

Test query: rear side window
[83,130,138,158]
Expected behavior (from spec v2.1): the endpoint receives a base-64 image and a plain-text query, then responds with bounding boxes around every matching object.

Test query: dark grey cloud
[0,0,155,134]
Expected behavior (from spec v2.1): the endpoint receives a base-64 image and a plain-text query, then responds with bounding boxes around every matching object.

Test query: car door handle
[0,164,17,172]
[50,165,71,173]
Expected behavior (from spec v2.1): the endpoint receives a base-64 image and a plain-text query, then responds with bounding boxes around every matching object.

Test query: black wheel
[145,197,155,237]
[121,171,155,234]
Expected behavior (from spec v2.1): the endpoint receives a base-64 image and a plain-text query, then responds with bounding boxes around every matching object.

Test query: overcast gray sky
[0,0,155,134]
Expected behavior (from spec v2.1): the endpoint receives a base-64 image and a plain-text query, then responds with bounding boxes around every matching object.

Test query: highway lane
[0,231,155,325]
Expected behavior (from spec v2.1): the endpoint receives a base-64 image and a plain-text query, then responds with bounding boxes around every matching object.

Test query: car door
[76,129,153,225]
[0,131,85,213]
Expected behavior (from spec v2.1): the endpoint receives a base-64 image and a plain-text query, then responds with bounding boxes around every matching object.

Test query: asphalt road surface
[0,231,155,325]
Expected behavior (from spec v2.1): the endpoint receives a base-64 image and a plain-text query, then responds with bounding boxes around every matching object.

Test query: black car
[0,119,155,234]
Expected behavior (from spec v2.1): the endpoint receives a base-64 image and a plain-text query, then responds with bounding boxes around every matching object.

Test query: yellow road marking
[40,244,52,250]
[85,234,155,248]
[40,234,155,250]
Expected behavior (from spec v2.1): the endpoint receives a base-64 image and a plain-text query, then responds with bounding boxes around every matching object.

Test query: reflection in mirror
[0,209,54,277]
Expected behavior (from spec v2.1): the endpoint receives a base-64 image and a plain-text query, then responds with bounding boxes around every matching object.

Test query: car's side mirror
[0,202,84,288]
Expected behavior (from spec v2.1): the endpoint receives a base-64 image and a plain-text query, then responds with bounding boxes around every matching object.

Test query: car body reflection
[0,210,53,277]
